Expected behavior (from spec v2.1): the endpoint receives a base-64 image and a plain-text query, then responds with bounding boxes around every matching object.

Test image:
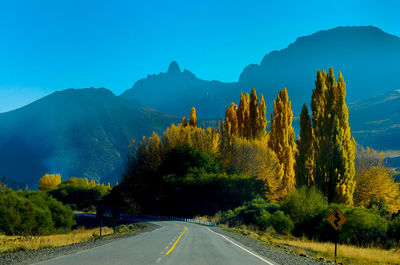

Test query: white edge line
[207,228,278,265]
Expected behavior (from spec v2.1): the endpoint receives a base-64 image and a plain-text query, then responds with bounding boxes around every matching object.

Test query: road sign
[326,209,347,230]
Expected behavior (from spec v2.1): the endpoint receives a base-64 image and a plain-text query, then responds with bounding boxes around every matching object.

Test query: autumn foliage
[39,173,62,190]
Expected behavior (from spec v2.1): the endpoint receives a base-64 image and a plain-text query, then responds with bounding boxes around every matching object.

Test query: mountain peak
[167,61,181,73]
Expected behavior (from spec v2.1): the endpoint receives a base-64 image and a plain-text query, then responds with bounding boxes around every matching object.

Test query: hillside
[349,89,400,155]
[122,26,400,119]
[0,88,179,188]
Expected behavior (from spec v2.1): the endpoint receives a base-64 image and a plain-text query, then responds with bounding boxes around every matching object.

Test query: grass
[0,226,114,254]
[223,227,400,265]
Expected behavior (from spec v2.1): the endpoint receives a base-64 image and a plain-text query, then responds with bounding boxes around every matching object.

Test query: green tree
[295,104,314,187]
[311,68,355,204]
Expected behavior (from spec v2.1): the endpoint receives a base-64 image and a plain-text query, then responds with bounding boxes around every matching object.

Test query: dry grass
[225,227,400,265]
[268,236,400,265]
[0,227,114,253]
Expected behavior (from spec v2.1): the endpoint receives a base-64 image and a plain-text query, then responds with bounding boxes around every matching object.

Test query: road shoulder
[0,222,160,265]
[210,227,328,265]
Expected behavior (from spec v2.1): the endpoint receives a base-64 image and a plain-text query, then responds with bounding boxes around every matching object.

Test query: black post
[334,230,338,263]
[98,205,103,237]
[100,215,103,237]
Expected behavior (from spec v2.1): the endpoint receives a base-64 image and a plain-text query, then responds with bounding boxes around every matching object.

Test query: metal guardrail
[74,212,216,227]
[139,214,216,227]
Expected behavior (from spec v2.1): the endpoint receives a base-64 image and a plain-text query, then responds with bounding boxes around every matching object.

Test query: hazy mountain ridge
[0,88,179,188]
[121,61,238,119]
[122,26,400,119]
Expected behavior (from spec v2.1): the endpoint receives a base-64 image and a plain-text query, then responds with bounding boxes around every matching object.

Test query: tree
[189,107,197,127]
[39,173,61,190]
[311,68,355,204]
[258,94,267,138]
[269,88,296,195]
[237,92,251,138]
[226,135,284,201]
[250,88,259,138]
[295,104,314,187]
[181,117,189,127]
[354,146,400,213]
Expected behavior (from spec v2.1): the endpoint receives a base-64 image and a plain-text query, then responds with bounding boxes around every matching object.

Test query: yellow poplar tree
[182,117,189,127]
[189,107,197,127]
[250,88,260,138]
[269,88,296,194]
[258,94,268,138]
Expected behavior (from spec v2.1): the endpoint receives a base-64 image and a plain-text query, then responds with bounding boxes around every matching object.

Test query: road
[33,221,278,265]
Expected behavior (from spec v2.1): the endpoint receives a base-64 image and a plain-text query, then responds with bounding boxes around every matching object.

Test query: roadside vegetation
[0,224,142,254]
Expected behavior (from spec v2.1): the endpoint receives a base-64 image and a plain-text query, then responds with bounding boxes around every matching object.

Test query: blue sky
[0,0,399,112]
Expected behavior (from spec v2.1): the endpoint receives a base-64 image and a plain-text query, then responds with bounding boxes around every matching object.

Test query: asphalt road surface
[32,221,278,265]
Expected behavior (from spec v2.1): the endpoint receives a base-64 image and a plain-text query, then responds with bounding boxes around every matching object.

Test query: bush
[280,186,328,236]
[340,207,388,246]
[268,210,294,234]
[389,215,400,241]
[48,177,110,211]
[0,190,75,235]
[281,186,328,225]
[316,204,389,246]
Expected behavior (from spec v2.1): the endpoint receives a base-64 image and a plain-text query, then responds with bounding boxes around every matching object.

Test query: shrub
[0,190,75,235]
[280,186,328,236]
[268,210,294,234]
[389,215,400,241]
[340,207,388,246]
[281,186,328,225]
[316,204,389,246]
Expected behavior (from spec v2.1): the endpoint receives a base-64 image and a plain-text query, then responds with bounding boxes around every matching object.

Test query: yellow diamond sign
[326,209,347,230]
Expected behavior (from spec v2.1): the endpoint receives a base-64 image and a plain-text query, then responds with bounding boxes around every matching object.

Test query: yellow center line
[166,224,188,255]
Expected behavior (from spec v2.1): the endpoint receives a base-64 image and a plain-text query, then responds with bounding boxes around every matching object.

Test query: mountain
[0,88,179,188]
[120,61,237,119]
[121,26,400,119]
[349,89,400,154]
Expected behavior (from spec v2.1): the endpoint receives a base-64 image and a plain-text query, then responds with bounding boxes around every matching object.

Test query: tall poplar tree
[250,88,259,138]
[311,68,355,204]
[258,94,268,138]
[189,107,197,127]
[295,104,314,187]
[269,88,296,194]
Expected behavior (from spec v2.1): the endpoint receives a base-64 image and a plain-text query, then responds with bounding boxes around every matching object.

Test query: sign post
[326,209,347,263]
[96,205,121,237]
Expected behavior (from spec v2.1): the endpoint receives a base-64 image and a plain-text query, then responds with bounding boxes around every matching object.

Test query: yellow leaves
[222,135,285,201]
[90,180,96,187]
[38,173,61,190]
[189,107,197,127]
[354,147,400,212]
[269,88,296,194]
[225,89,267,139]
[163,123,220,154]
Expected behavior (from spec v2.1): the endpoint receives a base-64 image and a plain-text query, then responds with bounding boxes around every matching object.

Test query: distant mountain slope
[121,26,400,119]
[240,26,400,114]
[348,89,400,153]
[120,61,237,118]
[0,88,179,188]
